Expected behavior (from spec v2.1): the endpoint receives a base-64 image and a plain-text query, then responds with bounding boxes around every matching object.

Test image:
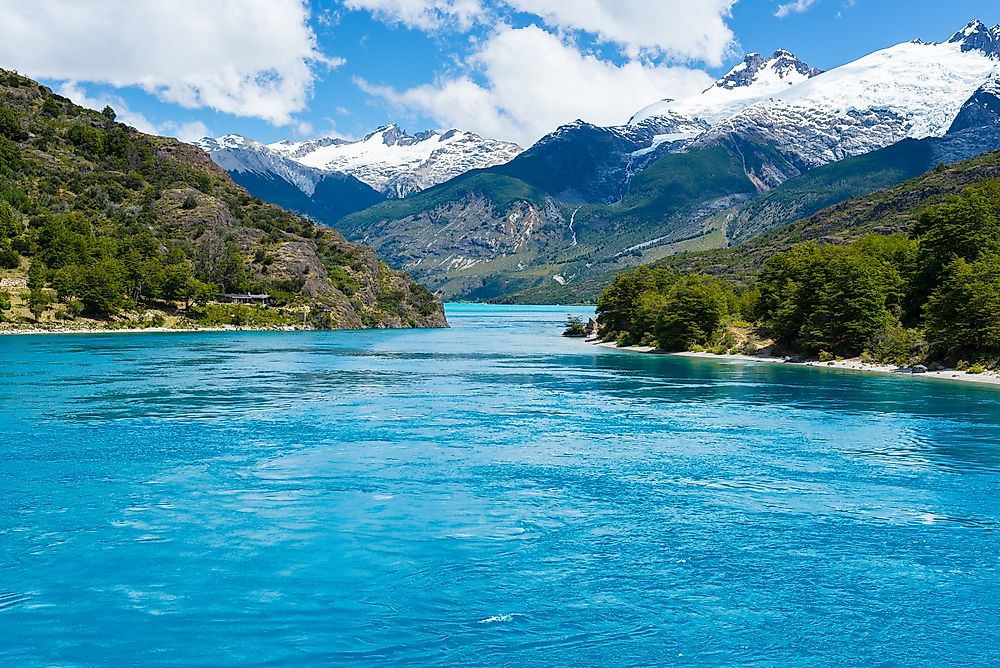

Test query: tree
[187,278,219,308]
[910,182,1000,317]
[27,261,45,290]
[655,274,731,352]
[162,263,194,303]
[74,261,128,314]
[0,290,11,320]
[27,288,49,321]
[0,201,19,239]
[924,254,1000,357]
[0,240,19,269]
[67,124,106,157]
[562,315,587,337]
[754,241,902,356]
[195,280,219,306]
[596,266,674,343]
[101,105,117,124]
[42,97,61,118]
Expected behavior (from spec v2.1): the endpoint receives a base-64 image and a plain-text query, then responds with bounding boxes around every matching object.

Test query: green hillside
[0,69,445,331]
[497,147,1000,305]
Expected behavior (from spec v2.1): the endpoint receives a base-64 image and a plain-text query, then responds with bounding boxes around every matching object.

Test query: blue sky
[0,0,997,146]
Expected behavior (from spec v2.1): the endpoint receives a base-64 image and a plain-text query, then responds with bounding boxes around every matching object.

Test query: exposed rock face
[949,76,1000,133]
[357,195,567,277]
[713,50,823,90]
[948,19,1000,57]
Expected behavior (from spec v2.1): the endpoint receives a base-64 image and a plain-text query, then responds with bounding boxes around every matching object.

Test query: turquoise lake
[2,303,999,666]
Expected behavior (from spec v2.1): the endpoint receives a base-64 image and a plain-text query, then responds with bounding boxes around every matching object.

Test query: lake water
[2,304,999,666]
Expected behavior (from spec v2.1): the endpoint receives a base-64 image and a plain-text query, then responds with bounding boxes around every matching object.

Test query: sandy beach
[588,339,1000,388]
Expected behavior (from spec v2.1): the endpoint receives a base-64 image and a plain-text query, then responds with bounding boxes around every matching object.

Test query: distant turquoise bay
[2,304,999,666]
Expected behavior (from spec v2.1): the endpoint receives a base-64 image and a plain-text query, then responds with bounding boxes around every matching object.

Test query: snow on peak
[632,23,1000,143]
[712,49,822,91]
[761,35,1000,138]
[265,126,522,197]
[194,135,328,196]
[630,49,820,127]
[195,134,253,151]
[946,19,1000,58]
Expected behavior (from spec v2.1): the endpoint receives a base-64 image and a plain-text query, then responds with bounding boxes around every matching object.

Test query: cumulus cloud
[504,0,737,65]
[357,25,714,146]
[775,0,820,18]
[0,0,339,125]
[342,0,486,30]
[58,82,210,142]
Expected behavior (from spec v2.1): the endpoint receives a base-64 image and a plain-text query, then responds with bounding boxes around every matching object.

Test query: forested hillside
[596,179,1000,367]
[507,148,1000,305]
[0,69,445,330]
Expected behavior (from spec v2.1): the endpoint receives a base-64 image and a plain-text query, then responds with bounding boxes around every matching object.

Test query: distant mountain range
[196,20,1000,302]
[194,125,523,216]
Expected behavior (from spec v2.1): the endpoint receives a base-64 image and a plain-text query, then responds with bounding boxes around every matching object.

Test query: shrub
[868,326,929,366]
[0,108,25,141]
[562,315,587,337]
[0,240,19,269]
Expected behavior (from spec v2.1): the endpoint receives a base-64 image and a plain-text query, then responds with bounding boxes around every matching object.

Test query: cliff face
[0,69,445,330]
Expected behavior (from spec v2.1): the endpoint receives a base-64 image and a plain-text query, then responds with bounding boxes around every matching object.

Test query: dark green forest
[597,180,1000,368]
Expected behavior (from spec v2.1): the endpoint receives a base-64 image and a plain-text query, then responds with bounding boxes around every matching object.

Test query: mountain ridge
[200,124,523,201]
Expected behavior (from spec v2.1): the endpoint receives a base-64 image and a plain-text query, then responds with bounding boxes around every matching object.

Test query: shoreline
[588,339,1000,388]
[0,324,311,336]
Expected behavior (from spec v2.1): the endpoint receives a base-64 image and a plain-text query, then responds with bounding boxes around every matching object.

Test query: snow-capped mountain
[195,134,330,195]
[193,135,385,224]
[633,20,1000,184]
[268,125,523,198]
[630,50,823,127]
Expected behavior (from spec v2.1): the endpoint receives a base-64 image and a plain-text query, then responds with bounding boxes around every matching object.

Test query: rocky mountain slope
[0,69,445,330]
[334,20,1000,301]
[724,75,1000,243]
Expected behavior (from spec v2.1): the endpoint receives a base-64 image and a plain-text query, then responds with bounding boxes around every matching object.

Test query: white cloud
[345,0,737,66]
[342,0,485,30]
[358,25,714,145]
[504,0,737,65]
[0,0,339,126]
[775,0,820,18]
[58,82,210,143]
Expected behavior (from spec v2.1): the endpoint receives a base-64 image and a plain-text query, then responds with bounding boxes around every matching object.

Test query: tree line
[596,180,1000,366]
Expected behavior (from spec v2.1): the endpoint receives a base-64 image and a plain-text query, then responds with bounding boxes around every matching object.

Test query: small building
[221,293,272,305]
